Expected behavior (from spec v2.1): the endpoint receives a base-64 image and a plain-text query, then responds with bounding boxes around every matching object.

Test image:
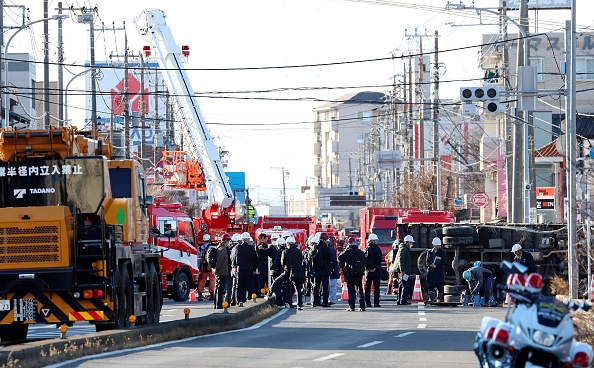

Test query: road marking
[418,311,426,316]
[419,317,427,322]
[395,332,415,338]
[357,341,383,348]
[313,353,344,361]
[417,324,427,329]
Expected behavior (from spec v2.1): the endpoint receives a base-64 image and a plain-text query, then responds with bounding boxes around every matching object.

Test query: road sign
[454,196,463,206]
[472,192,489,208]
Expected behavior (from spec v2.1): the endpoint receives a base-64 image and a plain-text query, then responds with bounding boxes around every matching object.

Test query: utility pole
[57,2,64,126]
[153,68,159,171]
[418,35,424,160]
[44,0,50,128]
[139,52,146,166]
[110,27,131,158]
[432,30,441,210]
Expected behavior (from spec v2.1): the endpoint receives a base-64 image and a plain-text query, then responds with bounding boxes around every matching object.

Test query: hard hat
[277,238,286,246]
[203,234,211,241]
[282,231,292,238]
[307,236,314,243]
[312,235,320,244]
[368,233,379,242]
[241,232,251,240]
[432,237,442,246]
[349,237,358,245]
[392,240,399,248]
[222,233,232,242]
[473,261,482,267]
[404,235,415,243]
[511,244,522,253]
[319,232,329,240]
[231,233,240,242]
[271,233,280,240]
[463,269,472,282]
[286,236,296,244]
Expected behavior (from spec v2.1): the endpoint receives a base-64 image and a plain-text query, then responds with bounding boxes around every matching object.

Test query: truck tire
[417,250,430,277]
[146,263,161,324]
[0,324,28,341]
[116,266,133,328]
[444,294,463,303]
[442,236,474,246]
[172,271,190,302]
[444,285,467,295]
[442,226,475,236]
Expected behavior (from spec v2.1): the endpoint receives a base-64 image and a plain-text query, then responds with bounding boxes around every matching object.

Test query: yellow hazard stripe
[68,311,106,321]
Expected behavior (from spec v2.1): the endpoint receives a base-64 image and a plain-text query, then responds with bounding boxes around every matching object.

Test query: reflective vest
[247,205,255,219]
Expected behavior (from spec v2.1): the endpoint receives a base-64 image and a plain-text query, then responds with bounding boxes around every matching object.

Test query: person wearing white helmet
[255,233,271,298]
[426,237,447,302]
[269,237,288,307]
[394,235,414,305]
[270,236,305,310]
[385,240,399,295]
[271,233,280,246]
[281,230,293,240]
[511,243,536,274]
[364,233,383,308]
[197,234,215,301]
[230,232,258,307]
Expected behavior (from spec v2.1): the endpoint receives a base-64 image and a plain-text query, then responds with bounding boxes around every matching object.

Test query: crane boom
[134,8,233,208]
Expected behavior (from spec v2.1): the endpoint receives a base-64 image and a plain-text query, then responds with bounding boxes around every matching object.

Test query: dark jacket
[515,250,537,274]
[468,266,493,295]
[281,244,303,271]
[309,241,332,276]
[271,246,286,278]
[426,247,446,285]
[255,241,270,274]
[213,245,231,277]
[338,247,365,283]
[231,241,258,277]
[328,246,340,279]
[394,243,412,275]
[365,243,383,277]
[482,263,505,282]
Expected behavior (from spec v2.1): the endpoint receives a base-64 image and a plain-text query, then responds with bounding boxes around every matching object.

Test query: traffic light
[460,86,501,114]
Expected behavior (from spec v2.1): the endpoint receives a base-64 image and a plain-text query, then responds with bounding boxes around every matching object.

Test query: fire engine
[0,127,162,341]
[148,197,199,301]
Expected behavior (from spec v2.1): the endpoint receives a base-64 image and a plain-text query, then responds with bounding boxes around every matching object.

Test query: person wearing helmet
[271,233,280,246]
[269,237,289,307]
[463,265,493,307]
[328,240,340,305]
[394,235,414,305]
[230,232,258,307]
[364,233,383,308]
[384,240,399,295]
[282,231,293,240]
[426,237,447,302]
[479,262,506,305]
[275,236,305,310]
[212,234,233,309]
[511,243,536,274]
[253,233,272,298]
[308,231,332,307]
[338,236,366,311]
[197,234,216,301]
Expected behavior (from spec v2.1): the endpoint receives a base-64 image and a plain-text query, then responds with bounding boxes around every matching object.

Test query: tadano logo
[13,189,26,199]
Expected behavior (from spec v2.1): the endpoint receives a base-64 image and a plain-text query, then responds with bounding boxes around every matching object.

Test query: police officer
[364,233,383,308]
[426,237,446,302]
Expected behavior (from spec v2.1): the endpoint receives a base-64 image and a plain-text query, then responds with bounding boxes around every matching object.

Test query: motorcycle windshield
[536,296,567,328]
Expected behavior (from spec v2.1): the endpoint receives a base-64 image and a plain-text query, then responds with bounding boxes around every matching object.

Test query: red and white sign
[472,192,490,208]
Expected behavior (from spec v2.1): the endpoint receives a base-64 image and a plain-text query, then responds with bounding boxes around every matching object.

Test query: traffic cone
[410,275,424,302]
[189,288,196,302]
[590,275,594,302]
[341,282,349,301]
[503,292,511,306]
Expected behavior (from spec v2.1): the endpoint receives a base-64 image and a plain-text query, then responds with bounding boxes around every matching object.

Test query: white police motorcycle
[473,261,593,368]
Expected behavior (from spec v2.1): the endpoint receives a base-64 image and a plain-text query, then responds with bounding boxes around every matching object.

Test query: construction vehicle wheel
[442,226,475,236]
[417,250,430,277]
[442,236,474,246]
[444,285,467,295]
[443,294,463,303]
[146,263,161,324]
[116,266,133,328]
[172,271,190,302]
[0,324,28,341]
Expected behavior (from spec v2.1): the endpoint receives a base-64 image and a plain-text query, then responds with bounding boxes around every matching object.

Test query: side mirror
[145,195,154,206]
[149,226,161,237]
[390,230,395,238]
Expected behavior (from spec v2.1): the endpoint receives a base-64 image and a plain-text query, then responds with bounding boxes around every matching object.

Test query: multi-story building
[3,53,37,127]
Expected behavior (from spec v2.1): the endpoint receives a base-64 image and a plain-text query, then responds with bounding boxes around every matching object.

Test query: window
[576,57,594,80]
[529,57,545,82]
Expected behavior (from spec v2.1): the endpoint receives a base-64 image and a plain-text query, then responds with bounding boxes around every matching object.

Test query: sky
[5,0,594,206]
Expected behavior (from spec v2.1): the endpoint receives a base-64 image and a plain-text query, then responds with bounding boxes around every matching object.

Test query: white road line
[419,317,427,322]
[395,332,415,338]
[357,341,384,348]
[418,311,426,316]
[313,353,344,361]
[417,324,427,329]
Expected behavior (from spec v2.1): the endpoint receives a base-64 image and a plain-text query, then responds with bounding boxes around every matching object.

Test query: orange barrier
[410,275,424,302]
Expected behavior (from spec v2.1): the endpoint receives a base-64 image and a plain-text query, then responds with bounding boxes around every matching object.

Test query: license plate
[0,300,10,311]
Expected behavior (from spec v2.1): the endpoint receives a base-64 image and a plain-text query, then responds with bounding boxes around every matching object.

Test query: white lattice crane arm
[134,8,233,208]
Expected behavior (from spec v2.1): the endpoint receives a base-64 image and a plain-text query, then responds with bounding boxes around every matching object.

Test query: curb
[0,298,277,368]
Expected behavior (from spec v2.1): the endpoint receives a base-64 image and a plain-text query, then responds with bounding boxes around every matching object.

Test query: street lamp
[3,14,69,129]
[64,68,96,126]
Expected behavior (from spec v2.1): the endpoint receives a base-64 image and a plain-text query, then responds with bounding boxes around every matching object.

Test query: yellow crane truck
[0,126,161,341]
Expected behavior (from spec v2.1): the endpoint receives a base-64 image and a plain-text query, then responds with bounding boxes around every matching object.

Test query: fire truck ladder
[134,9,233,208]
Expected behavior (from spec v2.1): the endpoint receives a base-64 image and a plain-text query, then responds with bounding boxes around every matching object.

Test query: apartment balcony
[314,165,322,177]
[314,121,321,134]
[313,141,321,155]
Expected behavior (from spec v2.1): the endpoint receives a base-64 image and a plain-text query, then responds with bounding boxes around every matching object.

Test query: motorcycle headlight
[533,330,555,347]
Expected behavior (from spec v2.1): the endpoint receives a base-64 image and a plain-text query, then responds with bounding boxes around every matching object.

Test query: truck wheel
[442,236,474,246]
[444,285,467,295]
[116,266,133,328]
[443,294,463,303]
[443,226,475,236]
[0,325,28,341]
[417,250,430,277]
[146,264,161,324]
[172,271,190,302]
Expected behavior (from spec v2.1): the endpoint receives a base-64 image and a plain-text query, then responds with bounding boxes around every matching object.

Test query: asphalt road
[44,297,508,368]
